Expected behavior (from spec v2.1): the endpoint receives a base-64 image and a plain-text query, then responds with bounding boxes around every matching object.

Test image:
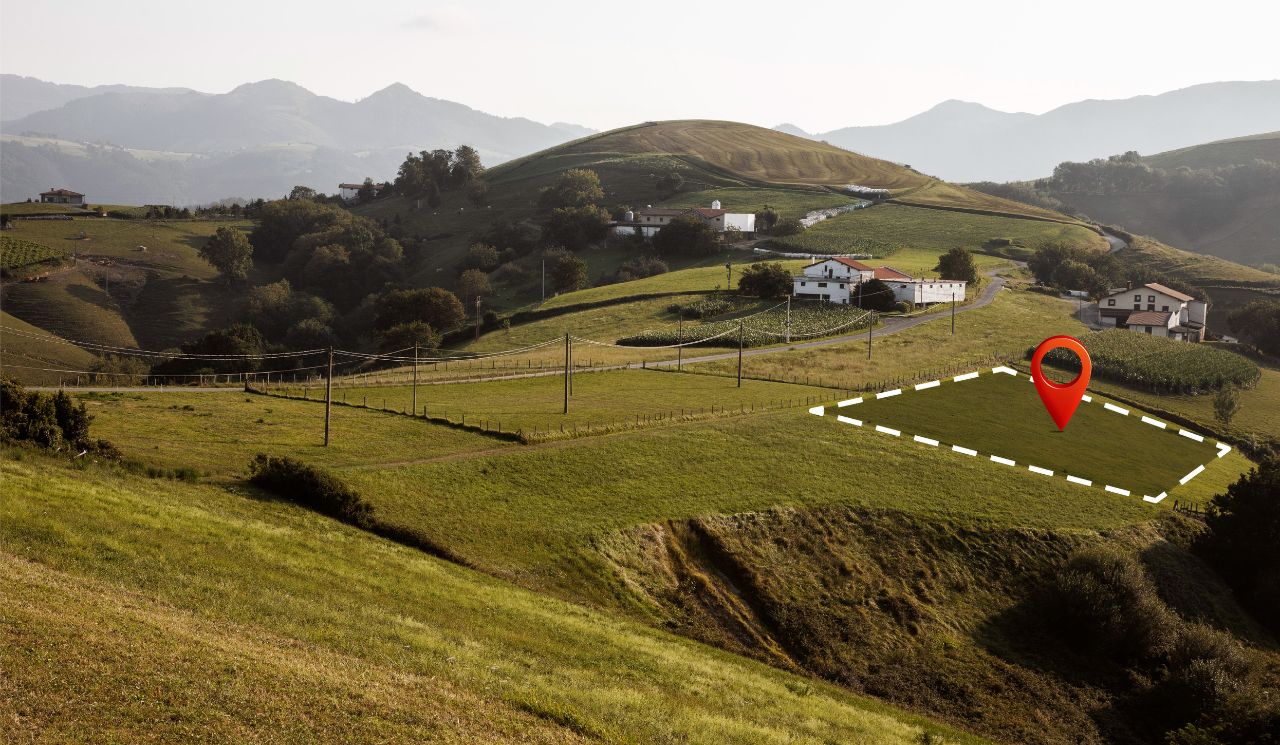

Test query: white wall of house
[723,213,756,232]
[887,280,967,305]
[793,277,853,303]
[803,260,871,281]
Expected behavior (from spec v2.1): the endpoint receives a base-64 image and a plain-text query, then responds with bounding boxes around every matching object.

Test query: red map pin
[1030,336,1091,431]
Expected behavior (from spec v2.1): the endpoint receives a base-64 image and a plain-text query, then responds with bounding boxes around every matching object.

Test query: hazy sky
[3,0,1277,132]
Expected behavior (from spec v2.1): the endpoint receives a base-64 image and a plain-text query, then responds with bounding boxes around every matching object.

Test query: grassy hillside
[3,451,974,744]
[769,202,1105,257]
[1145,130,1280,170]
[0,218,252,356]
[0,310,96,384]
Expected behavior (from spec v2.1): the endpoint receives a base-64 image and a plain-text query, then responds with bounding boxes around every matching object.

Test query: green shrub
[1047,547,1176,662]
[0,378,98,451]
[248,454,372,525]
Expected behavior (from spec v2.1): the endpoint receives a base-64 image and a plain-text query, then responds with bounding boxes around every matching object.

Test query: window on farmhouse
[1107,299,1115,306]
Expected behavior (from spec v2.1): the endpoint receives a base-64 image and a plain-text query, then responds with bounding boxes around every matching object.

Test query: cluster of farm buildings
[612,200,756,238]
[795,257,967,306]
[1095,283,1206,342]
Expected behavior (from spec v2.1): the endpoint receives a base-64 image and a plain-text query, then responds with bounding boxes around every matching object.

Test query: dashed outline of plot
[807,366,1231,505]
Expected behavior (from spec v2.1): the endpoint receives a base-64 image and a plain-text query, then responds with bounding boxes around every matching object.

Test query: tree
[545,248,587,293]
[1228,300,1280,356]
[450,145,484,187]
[357,178,376,204]
[457,269,492,311]
[1051,260,1103,296]
[284,318,338,350]
[461,243,501,272]
[288,185,317,201]
[199,226,253,283]
[1200,459,1280,632]
[652,215,718,255]
[426,180,442,209]
[755,207,779,233]
[934,247,978,284]
[466,180,490,207]
[374,288,465,333]
[543,205,611,251]
[656,171,684,194]
[770,218,804,237]
[379,321,442,353]
[738,262,792,299]
[856,278,898,312]
[1213,386,1241,431]
[539,169,604,209]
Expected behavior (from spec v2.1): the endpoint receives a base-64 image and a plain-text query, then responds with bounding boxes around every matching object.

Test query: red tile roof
[40,188,84,197]
[1143,282,1194,303]
[688,208,727,218]
[873,267,912,280]
[1126,311,1172,326]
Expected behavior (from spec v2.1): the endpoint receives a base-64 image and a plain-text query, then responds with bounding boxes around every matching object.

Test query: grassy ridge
[2,453,974,744]
[0,311,96,384]
[771,203,1106,256]
[1,267,139,349]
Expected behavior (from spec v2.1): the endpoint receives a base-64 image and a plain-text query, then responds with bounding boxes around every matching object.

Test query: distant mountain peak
[773,123,812,138]
[365,82,419,99]
[229,79,315,98]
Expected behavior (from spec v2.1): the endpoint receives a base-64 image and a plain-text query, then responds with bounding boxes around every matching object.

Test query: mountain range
[779,81,1280,182]
[0,76,594,204]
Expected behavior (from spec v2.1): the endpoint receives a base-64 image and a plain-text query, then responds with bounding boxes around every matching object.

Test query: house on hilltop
[338,182,389,203]
[39,188,84,205]
[1096,283,1206,341]
[613,200,756,238]
[792,257,966,306]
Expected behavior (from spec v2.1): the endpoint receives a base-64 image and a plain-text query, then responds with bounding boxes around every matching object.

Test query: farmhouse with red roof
[793,257,966,307]
[1097,283,1206,342]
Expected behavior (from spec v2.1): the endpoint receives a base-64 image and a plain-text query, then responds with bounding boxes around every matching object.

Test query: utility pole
[677,315,683,371]
[725,262,732,292]
[867,312,873,360]
[475,297,482,341]
[324,347,333,446]
[737,320,744,388]
[541,258,546,303]
[411,343,419,417]
[951,292,956,335]
[563,332,569,414]
[785,294,792,344]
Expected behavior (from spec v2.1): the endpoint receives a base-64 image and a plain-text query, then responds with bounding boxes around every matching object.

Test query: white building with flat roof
[792,258,966,306]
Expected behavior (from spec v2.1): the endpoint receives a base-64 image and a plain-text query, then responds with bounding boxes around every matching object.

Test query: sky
[2,0,1278,132]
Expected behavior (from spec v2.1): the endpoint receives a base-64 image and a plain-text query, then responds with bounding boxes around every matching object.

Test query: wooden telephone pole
[867,313,873,360]
[412,343,419,416]
[677,315,684,371]
[737,320,744,388]
[563,332,570,414]
[951,293,956,335]
[324,347,334,446]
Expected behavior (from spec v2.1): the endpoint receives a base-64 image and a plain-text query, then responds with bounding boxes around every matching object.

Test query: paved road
[1102,230,1128,253]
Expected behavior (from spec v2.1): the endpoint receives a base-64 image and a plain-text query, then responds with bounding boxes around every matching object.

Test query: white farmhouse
[1096,283,1206,341]
[613,200,756,238]
[792,258,966,306]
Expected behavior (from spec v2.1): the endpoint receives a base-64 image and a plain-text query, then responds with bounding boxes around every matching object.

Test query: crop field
[2,454,972,745]
[1088,365,1280,444]
[271,369,835,438]
[770,203,1107,257]
[691,287,1087,389]
[0,201,93,216]
[822,371,1225,499]
[618,302,872,347]
[1043,328,1260,393]
[0,235,64,271]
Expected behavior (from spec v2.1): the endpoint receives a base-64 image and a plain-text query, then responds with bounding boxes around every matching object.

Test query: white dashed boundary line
[808,366,1229,506]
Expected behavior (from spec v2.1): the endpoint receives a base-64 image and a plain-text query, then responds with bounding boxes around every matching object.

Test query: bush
[895,300,913,314]
[770,218,804,236]
[737,262,792,299]
[248,454,372,525]
[856,278,899,312]
[1199,459,1280,633]
[1046,547,1176,662]
[1,378,98,452]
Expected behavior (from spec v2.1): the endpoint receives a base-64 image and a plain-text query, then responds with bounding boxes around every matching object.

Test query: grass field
[2,452,975,744]
[770,203,1107,256]
[274,369,834,438]
[827,371,1220,498]
[1118,235,1280,288]
[1,267,140,349]
[337,404,1248,607]
[539,259,810,309]
[690,287,1087,390]
[78,391,509,476]
[896,181,1087,222]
